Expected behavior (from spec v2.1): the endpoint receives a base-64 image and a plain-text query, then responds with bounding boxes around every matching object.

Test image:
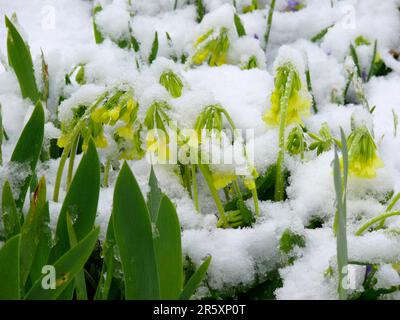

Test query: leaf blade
[113,162,160,300]
[154,196,182,299]
[25,227,100,300]
[0,234,21,299]
[179,256,211,300]
[5,16,39,102]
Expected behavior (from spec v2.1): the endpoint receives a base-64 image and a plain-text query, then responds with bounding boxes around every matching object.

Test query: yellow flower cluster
[192,28,230,67]
[347,125,384,179]
[263,63,311,126]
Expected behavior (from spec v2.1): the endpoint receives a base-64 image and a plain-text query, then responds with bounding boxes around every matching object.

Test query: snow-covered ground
[1,0,400,299]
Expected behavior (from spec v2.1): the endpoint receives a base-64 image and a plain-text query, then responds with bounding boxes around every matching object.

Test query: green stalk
[264,0,276,50]
[221,108,260,216]
[198,163,227,226]
[53,144,71,202]
[53,92,107,202]
[274,68,294,201]
[191,165,199,212]
[355,211,400,236]
[252,188,260,217]
[66,134,79,190]
[103,158,111,188]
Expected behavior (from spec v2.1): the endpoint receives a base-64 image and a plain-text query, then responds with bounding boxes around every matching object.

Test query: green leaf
[19,176,47,288]
[279,228,306,254]
[10,101,44,209]
[29,201,51,284]
[66,212,87,300]
[1,180,21,240]
[234,14,246,37]
[154,196,182,299]
[148,32,159,64]
[0,234,21,299]
[113,162,160,300]
[147,166,163,223]
[311,24,333,43]
[5,16,39,102]
[196,0,206,23]
[349,44,362,79]
[92,4,104,44]
[94,213,116,300]
[40,50,49,102]
[334,129,349,300]
[49,139,100,263]
[179,256,211,300]
[25,226,99,300]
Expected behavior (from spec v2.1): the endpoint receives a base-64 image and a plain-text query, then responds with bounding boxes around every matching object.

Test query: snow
[0,0,400,299]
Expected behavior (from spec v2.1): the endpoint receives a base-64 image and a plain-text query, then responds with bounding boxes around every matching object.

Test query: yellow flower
[243,167,259,190]
[120,99,137,123]
[116,125,134,141]
[91,107,107,123]
[347,125,384,179]
[146,130,170,161]
[93,134,108,148]
[57,134,70,148]
[263,63,311,126]
[109,106,121,122]
[192,47,211,65]
[212,172,236,190]
[192,28,230,67]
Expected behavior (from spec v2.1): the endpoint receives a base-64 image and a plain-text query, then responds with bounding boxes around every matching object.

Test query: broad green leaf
[234,14,246,37]
[5,16,39,102]
[1,180,21,240]
[29,202,52,284]
[0,234,21,299]
[147,166,163,223]
[148,32,159,64]
[25,227,99,300]
[10,101,45,209]
[66,212,87,300]
[113,162,160,300]
[49,139,100,263]
[154,196,182,299]
[19,176,47,288]
[179,256,211,300]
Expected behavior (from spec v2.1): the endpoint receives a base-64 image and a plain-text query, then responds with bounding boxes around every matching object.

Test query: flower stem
[66,134,79,190]
[191,165,199,212]
[53,92,107,202]
[53,143,71,202]
[355,211,400,236]
[198,163,227,226]
[274,68,294,201]
[264,0,276,50]
[252,188,260,217]
[103,158,111,188]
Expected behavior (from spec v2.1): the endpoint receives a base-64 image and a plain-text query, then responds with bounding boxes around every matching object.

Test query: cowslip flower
[192,28,230,67]
[263,63,311,127]
[212,171,237,190]
[286,124,306,158]
[144,101,174,162]
[347,125,383,179]
[159,70,183,98]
